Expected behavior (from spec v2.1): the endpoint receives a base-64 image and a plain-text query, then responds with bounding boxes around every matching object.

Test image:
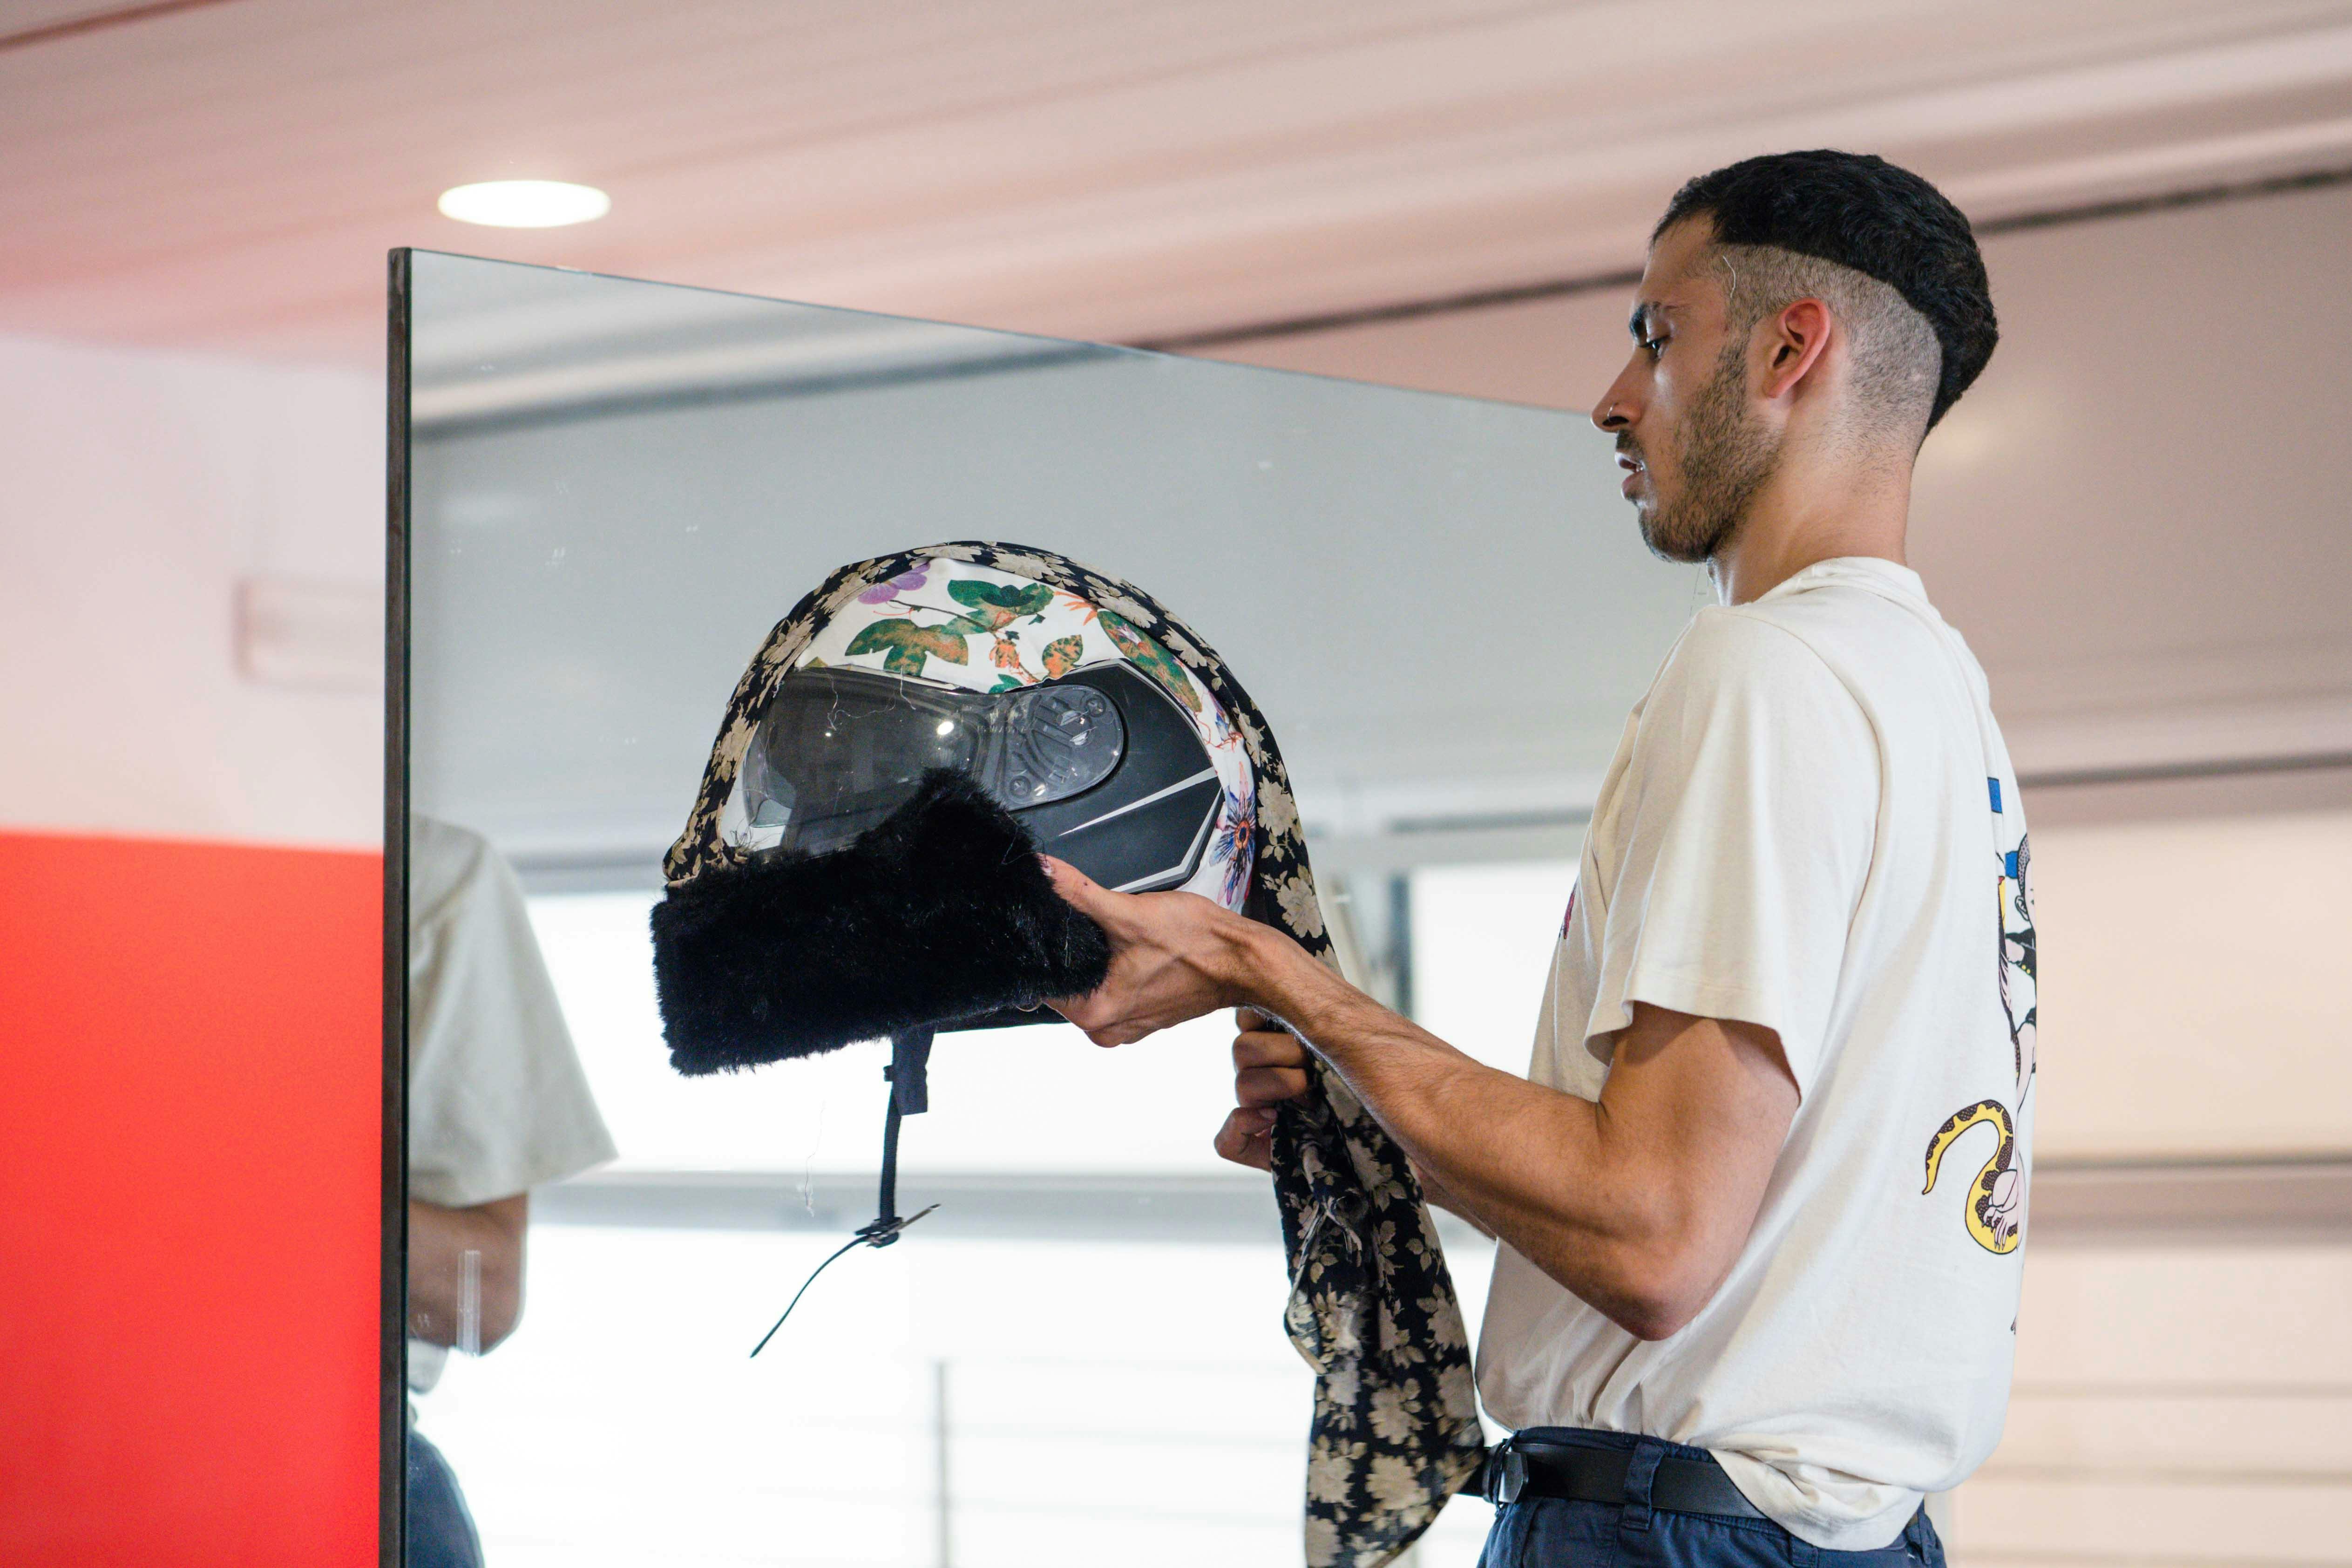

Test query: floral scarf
[663,541,1487,1566]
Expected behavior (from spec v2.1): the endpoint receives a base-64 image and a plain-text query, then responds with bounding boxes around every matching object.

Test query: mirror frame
[381,246,413,1567]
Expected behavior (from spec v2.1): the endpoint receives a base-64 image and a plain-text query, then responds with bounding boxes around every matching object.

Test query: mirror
[392,249,1695,1568]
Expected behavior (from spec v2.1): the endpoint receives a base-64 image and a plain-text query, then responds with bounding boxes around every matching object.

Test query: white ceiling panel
[9,0,2352,363]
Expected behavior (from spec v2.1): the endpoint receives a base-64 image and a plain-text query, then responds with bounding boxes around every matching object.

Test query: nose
[1591,363,1640,434]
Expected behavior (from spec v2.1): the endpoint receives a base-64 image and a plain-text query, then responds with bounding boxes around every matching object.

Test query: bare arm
[1219,1009,1498,1236]
[406,1194,529,1352]
[1055,865,1798,1341]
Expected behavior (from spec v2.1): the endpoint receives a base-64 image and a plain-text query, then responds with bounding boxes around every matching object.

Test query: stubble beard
[1631,344,1781,566]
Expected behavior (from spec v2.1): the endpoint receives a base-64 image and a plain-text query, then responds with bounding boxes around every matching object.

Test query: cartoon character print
[2000,834,2037,1091]
[1923,794,2036,1256]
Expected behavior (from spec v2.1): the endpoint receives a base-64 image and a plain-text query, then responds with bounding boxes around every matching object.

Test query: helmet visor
[739,665,1126,855]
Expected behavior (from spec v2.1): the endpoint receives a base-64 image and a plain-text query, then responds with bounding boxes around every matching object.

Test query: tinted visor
[741,666,1127,855]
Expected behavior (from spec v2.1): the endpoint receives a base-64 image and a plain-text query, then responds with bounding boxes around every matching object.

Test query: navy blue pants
[405,1428,485,1568]
[1475,1430,1945,1568]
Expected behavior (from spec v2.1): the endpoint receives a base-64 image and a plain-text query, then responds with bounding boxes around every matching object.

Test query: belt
[1480,1439,1765,1521]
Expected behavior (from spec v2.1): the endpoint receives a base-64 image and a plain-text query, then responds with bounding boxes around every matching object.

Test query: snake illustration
[1922,1099,2022,1254]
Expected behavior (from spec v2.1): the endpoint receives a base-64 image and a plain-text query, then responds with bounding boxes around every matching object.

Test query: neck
[1709,440,1914,604]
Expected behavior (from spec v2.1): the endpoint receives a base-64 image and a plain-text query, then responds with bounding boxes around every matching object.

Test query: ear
[1760,297,1834,403]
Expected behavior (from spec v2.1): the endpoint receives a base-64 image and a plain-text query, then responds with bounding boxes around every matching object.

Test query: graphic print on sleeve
[1922,779,2037,1255]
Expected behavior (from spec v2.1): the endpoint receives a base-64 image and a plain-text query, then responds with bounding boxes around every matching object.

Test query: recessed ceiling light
[437,180,611,229]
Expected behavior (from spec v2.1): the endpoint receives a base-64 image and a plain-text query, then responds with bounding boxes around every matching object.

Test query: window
[415,889,1508,1566]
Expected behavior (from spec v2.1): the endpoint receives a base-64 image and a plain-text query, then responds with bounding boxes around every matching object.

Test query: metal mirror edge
[382,245,412,1568]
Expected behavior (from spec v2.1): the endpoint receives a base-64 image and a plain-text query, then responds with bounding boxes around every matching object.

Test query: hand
[1213,1007,1312,1171]
[1043,856,1260,1045]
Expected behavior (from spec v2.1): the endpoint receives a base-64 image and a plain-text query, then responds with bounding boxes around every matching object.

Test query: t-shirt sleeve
[407,820,619,1208]
[1581,609,1879,1095]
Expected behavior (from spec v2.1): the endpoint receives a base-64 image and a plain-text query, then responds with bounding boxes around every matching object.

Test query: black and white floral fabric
[664,542,1487,1566]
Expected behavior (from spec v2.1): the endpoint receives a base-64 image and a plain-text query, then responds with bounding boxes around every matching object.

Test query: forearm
[406,1196,527,1350]
[1236,929,1701,1333]
[1043,860,1787,1338]
[1408,1159,1495,1239]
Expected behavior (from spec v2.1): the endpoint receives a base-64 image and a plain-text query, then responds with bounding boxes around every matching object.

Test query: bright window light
[437,179,611,229]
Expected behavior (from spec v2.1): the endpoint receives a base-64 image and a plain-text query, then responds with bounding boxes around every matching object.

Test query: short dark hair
[1655,149,1996,429]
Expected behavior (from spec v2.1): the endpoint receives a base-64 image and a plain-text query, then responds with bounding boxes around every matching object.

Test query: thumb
[1041,855,1112,914]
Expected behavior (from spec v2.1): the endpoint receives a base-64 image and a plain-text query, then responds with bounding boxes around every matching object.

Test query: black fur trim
[649,769,1111,1074]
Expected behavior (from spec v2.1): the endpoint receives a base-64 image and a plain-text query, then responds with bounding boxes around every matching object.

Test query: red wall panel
[0,831,380,1566]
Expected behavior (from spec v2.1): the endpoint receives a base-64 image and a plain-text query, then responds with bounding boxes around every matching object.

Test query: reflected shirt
[407,815,617,1392]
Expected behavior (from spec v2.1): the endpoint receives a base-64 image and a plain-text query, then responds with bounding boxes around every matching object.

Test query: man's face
[1593,218,1782,564]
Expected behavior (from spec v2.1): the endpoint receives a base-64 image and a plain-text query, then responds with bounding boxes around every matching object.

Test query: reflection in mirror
[398,250,1695,1567]
[404,814,615,1565]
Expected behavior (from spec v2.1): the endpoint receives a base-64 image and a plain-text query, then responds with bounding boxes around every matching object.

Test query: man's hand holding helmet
[1040,855,1275,1044]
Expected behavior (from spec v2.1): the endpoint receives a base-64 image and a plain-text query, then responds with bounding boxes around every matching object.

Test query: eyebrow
[1627,301,1675,340]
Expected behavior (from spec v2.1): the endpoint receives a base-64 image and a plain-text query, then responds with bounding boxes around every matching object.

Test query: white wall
[2035,804,2352,1159]
[0,333,380,846]
[1205,181,2352,785]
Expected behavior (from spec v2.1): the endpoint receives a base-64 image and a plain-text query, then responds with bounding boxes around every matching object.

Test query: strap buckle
[1483,1444,1526,1506]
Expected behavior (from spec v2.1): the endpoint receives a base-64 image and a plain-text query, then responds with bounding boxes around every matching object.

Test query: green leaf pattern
[1096,610,1202,715]
[842,618,970,676]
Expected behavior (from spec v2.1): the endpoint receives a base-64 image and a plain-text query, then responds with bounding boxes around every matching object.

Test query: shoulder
[1654,604,1854,706]
[1634,604,1877,774]
[407,815,505,927]
[1745,577,1954,677]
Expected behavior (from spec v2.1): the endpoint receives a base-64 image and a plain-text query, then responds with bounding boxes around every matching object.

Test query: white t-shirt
[407,815,617,1392]
[1475,557,2038,1551]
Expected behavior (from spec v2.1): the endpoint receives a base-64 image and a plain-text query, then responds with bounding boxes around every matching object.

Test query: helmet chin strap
[870,1026,935,1233]
[749,1027,940,1358]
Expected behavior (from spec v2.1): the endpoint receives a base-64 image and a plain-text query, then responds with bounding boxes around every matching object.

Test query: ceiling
[11,0,2352,367]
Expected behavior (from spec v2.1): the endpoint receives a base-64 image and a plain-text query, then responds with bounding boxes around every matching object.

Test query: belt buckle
[1484,1445,1526,1506]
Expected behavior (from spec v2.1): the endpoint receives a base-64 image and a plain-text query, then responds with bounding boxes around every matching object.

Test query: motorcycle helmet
[651,542,1482,1568]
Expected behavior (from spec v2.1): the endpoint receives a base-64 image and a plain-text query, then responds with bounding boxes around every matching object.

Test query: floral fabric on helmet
[784,556,1256,913]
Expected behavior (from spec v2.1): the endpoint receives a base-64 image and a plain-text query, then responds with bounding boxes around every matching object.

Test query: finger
[1221,1103,1278,1134]
[1234,1006,1270,1032]
[1214,1108,1276,1171]
[1046,988,1140,1046]
[1041,855,1112,913]
[1236,1065,1310,1106]
[1050,991,1124,1029]
[1232,1029,1310,1070]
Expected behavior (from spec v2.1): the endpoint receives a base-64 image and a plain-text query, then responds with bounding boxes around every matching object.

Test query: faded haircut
[1711,242,1942,443]
[1657,149,1998,431]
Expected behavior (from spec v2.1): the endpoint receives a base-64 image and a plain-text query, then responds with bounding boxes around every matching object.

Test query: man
[406,815,618,1568]
[1048,149,2032,1566]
